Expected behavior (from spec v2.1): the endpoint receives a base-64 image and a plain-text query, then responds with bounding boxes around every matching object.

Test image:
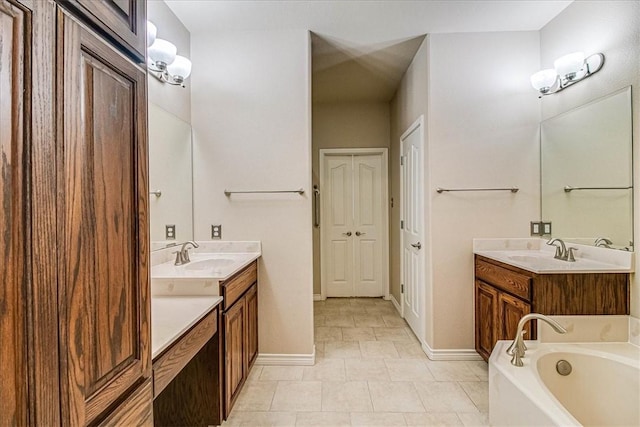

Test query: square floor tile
[385,359,434,382]
[233,381,278,411]
[342,327,376,341]
[425,361,481,381]
[270,381,322,412]
[353,314,386,327]
[360,341,399,358]
[414,381,478,413]
[457,411,489,427]
[234,411,297,426]
[295,411,351,426]
[324,341,362,358]
[368,381,425,412]
[302,358,346,381]
[393,342,428,359]
[374,327,412,342]
[314,327,343,342]
[321,381,373,412]
[350,412,407,426]
[345,359,390,381]
[260,366,304,381]
[459,381,489,412]
[404,412,462,426]
[383,315,408,327]
[325,314,356,328]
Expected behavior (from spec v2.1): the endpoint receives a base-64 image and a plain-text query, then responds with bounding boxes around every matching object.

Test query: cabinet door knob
[411,242,422,250]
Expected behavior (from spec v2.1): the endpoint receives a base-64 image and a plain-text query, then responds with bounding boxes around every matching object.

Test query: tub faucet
[174,240,199,266]
[506,313,567,367]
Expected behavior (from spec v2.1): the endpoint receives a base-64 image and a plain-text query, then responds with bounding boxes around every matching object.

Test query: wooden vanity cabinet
[220,261,259,419]
[57,0,147,61]
[1,0,151,424]
[475,255,629,362]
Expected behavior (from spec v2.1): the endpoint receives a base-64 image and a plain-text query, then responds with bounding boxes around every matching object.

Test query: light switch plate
[165,224,176,240]
[211,224,222,239]
[530,221,541,236]
[542,222,552,235]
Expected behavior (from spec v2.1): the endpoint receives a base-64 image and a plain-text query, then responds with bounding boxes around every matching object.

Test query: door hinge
[400,220,404,229]
[401,284,404,293]
[400,156,405,166]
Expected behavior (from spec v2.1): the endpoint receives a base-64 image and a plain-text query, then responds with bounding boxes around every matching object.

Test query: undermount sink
[185,258,236,271]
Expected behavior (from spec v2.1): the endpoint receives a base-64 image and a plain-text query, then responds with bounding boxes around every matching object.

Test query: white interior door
[401,119,424,339]
[323,156,354,297]
[321,151,387,298]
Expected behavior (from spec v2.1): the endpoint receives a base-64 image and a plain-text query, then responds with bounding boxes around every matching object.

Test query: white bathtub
[489,340,640,426]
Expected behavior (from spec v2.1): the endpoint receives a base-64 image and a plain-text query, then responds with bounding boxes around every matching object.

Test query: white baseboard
[421,341,483,361]
[389,294,402,315]
[313,294,325,301]
[255,347,316,366]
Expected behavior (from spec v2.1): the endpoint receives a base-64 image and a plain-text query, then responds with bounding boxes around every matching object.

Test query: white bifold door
[321,150,388,297]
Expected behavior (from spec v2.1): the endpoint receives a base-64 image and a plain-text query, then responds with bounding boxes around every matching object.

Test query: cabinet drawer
[98,380,153,426]
[221,261,257,310]
[153,308,218,398]
[475,258,531,301]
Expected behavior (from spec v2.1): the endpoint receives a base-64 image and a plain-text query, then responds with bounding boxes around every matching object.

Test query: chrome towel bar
[564,185,632,192]
[224,188,305,196]
[436,187,519,194]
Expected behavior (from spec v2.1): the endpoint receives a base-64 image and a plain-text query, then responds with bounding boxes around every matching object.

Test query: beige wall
[312,102,391,295]
[389,38,430,340]
[190,29,314,356]
[391,32,540,352]
[540,0,640,317]
[147,0,191,124]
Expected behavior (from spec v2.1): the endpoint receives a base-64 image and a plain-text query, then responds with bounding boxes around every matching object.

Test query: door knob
[411,242,422,250]
[342,231,352,236]
[355,231,366,236]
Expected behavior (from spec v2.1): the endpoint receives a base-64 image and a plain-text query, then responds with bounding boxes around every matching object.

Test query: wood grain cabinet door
[475,281,498,361]
[245,284,259,368]
[497,292,532,343]
[0,1,28,424]
[224,299,246,416]
[57,11,150,425]
[58,0,146,60]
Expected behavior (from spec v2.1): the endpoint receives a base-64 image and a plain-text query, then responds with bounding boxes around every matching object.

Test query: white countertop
[473,238,634,274]
[152,252,261,281]
[151,296,223,360]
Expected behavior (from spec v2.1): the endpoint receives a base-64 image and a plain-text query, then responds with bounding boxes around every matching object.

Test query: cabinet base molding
[421,342,483,361]
[255,349,316,366]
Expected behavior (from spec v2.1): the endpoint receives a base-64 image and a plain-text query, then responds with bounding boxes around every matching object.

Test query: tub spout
[506,313,567,367]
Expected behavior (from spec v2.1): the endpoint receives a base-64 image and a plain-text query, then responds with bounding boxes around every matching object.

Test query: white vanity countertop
[473,238,634,274]
[151,295,223,360]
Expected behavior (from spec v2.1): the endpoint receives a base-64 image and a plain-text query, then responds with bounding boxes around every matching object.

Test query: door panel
[246,285,259,367]
[497,292,532,342]
[475,280,498,361]
[401,120,424,340]
[353,155,383,296]
[0,1,28,423]
[224,300,246,414]
[324,156,354,297]
[58,13,150,425]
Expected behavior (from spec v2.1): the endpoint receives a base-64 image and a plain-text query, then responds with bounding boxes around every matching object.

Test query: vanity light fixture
[146,21,192,88]
[530,52,605,97]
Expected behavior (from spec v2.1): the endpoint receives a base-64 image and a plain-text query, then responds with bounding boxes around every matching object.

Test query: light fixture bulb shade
[554,52,585,79]
[148,39,177,66]
[530,69,558,91]
[166,55,192,80]
[147,21,157,47]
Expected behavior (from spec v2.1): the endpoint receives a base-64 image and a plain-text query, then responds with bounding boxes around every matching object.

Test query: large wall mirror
[149,102,194,250]
[541,86,633,250]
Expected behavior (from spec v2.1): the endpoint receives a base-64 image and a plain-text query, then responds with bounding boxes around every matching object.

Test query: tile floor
[223,298,489,426]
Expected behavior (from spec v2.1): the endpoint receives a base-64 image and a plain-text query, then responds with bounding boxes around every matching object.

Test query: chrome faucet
[174,240,199,266]
[506,313,567,367]
[595,237,613,248]
[546,238,578,262]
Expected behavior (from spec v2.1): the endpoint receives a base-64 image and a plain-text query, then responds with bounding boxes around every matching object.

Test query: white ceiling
[166,0,573,102]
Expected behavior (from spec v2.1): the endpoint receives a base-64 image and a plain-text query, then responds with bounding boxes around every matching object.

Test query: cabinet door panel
[0,1,28,423]
[58,12,149,425]
[497,292,531,342]
[475,281,498,361]
[224,300,246,416]
[59,0,146,60]
[246,285,259,368]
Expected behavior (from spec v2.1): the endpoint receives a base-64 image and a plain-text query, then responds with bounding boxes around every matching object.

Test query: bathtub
[489,340,640,426]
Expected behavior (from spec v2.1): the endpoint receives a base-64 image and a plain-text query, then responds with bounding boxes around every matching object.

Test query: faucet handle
[567,247,578,262]
[173,250,184,266]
